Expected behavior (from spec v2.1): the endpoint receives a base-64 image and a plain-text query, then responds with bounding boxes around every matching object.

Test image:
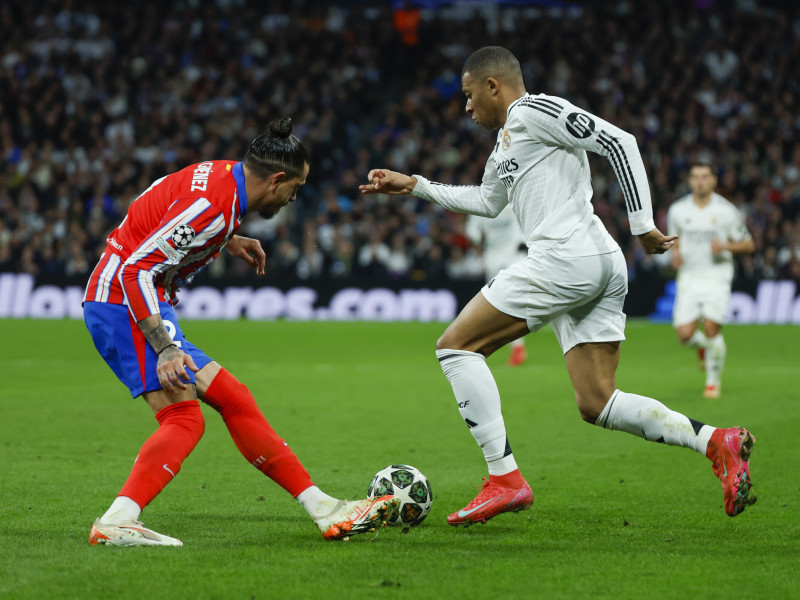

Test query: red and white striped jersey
[84,160,247,322]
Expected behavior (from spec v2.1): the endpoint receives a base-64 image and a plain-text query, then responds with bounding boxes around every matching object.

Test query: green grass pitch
[1,318,798,599]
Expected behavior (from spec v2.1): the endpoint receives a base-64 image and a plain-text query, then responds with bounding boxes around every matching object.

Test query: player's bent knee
[156,399,206,441]
[436,331,473,352]
[704,321,722,337]
[187,405,206,440]
[574,392,604,425]
[674,324,696,344]
[436,334,457,352]
[578,406,600,425]
[202,368,259,419]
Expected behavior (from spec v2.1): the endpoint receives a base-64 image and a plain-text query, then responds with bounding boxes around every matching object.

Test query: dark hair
[462,46,522,83]
[689,161,715,174]
[244,118,309,180]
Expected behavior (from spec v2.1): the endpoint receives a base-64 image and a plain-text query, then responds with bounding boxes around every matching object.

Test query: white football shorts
[481,249,628,354]
[672,273,732,326]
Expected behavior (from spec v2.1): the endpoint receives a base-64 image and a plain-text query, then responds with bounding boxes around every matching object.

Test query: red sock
[489,469,525,488]
[118,400,205,509]
[203,368,313,497]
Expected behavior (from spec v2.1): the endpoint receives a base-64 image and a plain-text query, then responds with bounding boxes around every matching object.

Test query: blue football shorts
[83,300,213,397]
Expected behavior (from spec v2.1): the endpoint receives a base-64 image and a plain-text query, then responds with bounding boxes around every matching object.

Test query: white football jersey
[412,93,655,257]
[465,205,527,279]
[667,192,750,284]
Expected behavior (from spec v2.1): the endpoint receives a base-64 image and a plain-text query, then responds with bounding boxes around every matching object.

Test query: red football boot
[706,427,757,516]
[447,477,533,526]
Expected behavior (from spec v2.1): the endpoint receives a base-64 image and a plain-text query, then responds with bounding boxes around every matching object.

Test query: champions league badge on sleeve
[171,224,196,247]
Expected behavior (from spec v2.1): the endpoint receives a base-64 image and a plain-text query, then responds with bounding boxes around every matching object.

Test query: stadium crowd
[1,0,799,292]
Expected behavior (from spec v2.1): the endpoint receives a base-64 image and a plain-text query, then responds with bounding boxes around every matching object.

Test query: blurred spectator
[357,231,391,279]
[0,0,798,294]
[394,1,421,46]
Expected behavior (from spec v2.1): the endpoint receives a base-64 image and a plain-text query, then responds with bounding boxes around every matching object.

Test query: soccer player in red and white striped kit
[83,119,398,546]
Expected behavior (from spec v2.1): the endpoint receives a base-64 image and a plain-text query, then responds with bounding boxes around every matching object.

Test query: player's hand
[638,228,677,255]
[157,345,199,394]
[359,169,417,195]
[710,238,725,254]
[227,235,266,276]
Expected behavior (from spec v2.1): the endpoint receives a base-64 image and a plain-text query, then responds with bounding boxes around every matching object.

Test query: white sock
[511,338,525,349]
[705,334,726,386]
[100,496,141,524]
[436,349,518,475]
[296,486,340,520]
[596,390,715,454]
[683,330,708,349]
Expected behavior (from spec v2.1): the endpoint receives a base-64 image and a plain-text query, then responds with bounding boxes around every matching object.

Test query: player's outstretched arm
[227,235,266,276]
[638,228,677,255]
[137,314,199,393]
[362,164,507,217]
[359,169,417,196]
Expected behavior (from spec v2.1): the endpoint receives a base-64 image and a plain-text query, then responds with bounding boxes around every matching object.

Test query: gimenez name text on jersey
[190,162,214,191]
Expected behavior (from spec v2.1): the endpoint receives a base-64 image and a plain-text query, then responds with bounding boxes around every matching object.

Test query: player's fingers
[184,353,200,373]
[359,184,378,194]
[159,372,177,394]
[663,235,678,242]
[170,369,188,389]
[163,362,187,390]
[370,170,387,187]
[241,254,255,267]
[253,247,266,274]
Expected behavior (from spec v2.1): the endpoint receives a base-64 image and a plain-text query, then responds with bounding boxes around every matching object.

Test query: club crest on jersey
[502,130,511,150]
[172,224,196,248]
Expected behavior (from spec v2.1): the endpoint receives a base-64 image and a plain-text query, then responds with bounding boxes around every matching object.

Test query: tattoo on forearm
[138,318,174,354]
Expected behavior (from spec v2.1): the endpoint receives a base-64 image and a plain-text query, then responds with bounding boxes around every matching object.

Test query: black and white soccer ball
[171,224,196,247]
[367,464,433,527]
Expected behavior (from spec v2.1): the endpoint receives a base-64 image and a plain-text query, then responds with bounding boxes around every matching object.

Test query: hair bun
[268,118,293,139]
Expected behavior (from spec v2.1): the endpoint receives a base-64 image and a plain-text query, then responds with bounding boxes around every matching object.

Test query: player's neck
[693,193,712,208]
[499,88,528,127]
[242,164,269,211]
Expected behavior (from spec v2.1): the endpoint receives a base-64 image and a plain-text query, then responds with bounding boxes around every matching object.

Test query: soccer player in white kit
[667,163,754,398]
[465,206,528,366]
[360,46,757,523]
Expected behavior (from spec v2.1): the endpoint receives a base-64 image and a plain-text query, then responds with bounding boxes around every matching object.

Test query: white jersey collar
[506,93,531,120]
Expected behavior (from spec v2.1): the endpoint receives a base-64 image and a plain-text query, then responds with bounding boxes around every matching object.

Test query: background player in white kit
[465,206,528,366]
[667,163,754,398]
[361,46,757,524]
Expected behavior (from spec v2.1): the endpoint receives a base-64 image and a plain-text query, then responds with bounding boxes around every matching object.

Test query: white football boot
[89,518,183,546]
[315,495,400,540]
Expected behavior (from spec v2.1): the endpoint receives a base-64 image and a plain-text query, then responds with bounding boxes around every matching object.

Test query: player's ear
[270,172,287,188]
[486,77,500,96]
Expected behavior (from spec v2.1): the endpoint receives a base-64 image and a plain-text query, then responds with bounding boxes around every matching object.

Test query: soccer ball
[367,464,433,527]
[171,224,196,247]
